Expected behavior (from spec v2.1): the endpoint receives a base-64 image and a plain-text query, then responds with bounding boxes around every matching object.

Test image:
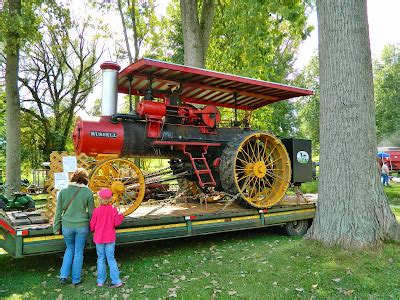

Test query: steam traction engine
[73,59,313,215]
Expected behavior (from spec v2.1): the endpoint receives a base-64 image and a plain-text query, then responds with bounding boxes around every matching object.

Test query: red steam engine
[73,59,313,215]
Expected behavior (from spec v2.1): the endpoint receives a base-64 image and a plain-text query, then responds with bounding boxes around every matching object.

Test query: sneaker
[110,282,123,288]
[72,281,82,286]
[97,283,104,287]
[60,278,68,285]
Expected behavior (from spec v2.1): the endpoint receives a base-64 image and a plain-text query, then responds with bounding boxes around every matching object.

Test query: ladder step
[193,158,207,161]
[196,170,211,175]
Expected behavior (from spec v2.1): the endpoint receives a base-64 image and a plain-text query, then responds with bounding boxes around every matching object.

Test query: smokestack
[100,62,121,116]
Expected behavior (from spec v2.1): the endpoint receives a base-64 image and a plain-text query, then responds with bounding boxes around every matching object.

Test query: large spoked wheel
[89,158,146,216]
[220,132,291,208]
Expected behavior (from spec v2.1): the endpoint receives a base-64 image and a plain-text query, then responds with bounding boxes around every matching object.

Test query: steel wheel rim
[234,133,291,207]
[89,158,146,216]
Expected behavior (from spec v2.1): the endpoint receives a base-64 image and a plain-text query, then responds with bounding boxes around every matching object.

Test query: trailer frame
[0,201,315,258]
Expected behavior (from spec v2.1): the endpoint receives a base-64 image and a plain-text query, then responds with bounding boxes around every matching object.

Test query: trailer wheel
[220,131,291,208]
[285,219,309,236]
[89,158,146,216]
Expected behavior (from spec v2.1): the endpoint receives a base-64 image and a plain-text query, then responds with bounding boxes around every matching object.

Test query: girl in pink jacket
[90,188,124,288]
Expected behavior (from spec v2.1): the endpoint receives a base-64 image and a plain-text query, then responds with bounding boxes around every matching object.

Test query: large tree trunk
[5,0,22,198]
[180,0,215,68]
[306,0,400,248]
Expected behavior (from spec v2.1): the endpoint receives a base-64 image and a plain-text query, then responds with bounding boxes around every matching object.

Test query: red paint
[380,147,400,171]
[72,116,124,156]
[137,100,166,117]
[100,61,121,71]
[0,219,16,235]
[212,158,221,168]
[117,58,313,111]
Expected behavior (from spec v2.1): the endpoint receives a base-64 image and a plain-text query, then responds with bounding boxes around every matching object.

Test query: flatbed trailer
[0,196,316,258]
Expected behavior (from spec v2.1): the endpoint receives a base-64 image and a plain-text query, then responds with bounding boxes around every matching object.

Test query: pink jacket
[90,205,124,244]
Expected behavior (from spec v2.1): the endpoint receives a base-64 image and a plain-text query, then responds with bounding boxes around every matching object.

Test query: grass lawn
[1,180,399,299]
[1,219,400,299]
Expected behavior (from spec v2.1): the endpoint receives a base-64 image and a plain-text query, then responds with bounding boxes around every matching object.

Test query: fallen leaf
[53,289,61,292]
[332,278,342,283]
[180,275,186,281]
[295,287,304,292]
[143,285,155,289]
[306,256,311,259]
[228,290,237,296]
[312,284,318,289]
[343,289,355,296]
[202,272,210,277]
[272,282,278,286]
[173,278,179,284]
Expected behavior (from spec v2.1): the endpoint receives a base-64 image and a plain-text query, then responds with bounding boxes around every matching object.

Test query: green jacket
[53,183,94,234]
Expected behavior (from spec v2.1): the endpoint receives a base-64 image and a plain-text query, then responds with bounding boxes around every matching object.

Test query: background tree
[180,0,215,67]
[374,44,400,146]
[0,92,6,182]
[207,0,313,136]
[19,6,102,159]
[306,0,399,248]
[294,54,320,154]
[0,0,41,196]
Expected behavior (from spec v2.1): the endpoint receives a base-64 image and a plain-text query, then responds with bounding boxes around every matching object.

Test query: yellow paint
[234,133,292,208]
[24,235,64,243]
[192,219,225,225]
[231,215,260,221]
[267,208,315,218]
[0,234,5,240]
[116,223,186,233]
[89,158,146,216]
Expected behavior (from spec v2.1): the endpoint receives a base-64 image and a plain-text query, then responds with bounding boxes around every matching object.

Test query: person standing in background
[381,161,390,187]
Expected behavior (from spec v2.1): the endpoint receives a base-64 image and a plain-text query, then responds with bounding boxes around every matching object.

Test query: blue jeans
[96,242,122,285]
[60,226,89,284]
[382,173,390,186]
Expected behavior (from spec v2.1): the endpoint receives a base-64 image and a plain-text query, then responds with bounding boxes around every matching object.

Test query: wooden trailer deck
[0,195,317,258]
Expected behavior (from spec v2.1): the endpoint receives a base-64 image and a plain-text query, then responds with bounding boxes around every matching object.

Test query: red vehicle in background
[378,147,400,172]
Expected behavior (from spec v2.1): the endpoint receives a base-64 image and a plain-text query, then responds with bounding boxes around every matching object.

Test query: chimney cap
[100,61,121,71]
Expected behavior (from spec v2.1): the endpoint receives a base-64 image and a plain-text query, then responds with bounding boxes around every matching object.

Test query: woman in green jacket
[53,168,94,285]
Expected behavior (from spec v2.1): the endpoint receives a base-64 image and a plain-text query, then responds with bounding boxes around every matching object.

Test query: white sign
[63,156,77,173]
[54,172,69,190]
[296,151,310,164]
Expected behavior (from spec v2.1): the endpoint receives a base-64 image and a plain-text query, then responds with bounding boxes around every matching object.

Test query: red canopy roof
[118,58,313,111]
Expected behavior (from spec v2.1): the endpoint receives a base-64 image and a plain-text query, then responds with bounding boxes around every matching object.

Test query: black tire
[285,219,309,236]
[219,131,291,208]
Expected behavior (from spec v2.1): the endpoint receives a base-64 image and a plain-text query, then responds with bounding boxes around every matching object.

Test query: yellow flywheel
[220,132,291,208]
[89,158,146,216]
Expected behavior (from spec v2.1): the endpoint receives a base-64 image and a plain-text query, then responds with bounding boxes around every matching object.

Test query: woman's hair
[70,168,89,185]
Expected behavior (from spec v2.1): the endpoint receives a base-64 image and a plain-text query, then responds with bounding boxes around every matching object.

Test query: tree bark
[306,0,400,248]
[5,0,22,198]
[180,0,215,68]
